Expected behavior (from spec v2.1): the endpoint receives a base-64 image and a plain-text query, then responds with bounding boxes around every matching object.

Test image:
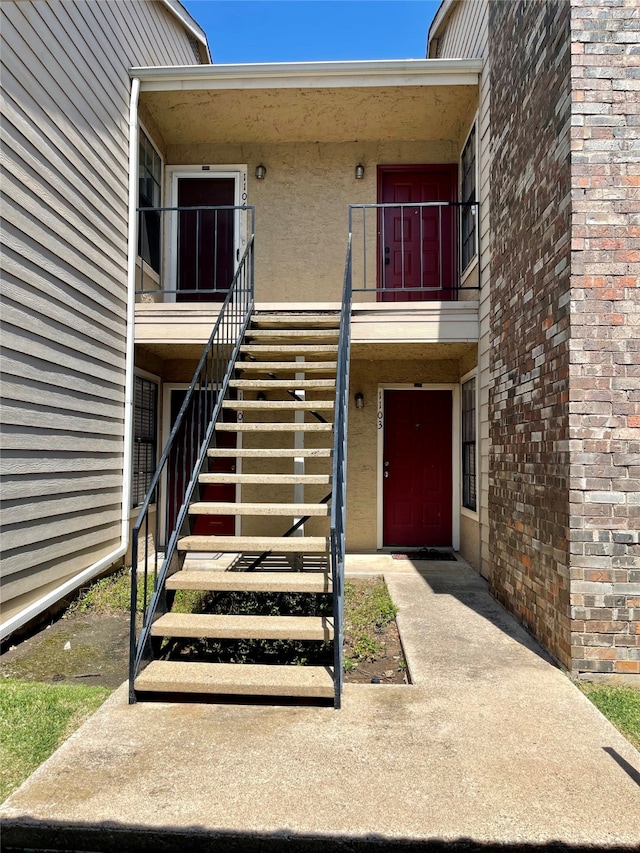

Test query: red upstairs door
[177,177,236,302]
[383,390,452,547]
[378,165,457,302]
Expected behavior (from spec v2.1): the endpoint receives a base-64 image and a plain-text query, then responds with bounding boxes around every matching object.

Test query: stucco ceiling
[141,84,478,146]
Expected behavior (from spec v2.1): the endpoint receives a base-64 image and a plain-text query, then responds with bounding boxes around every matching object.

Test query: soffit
[140,84,478,146]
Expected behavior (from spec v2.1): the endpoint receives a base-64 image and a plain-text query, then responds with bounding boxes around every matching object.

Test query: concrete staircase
[134,311,340,702]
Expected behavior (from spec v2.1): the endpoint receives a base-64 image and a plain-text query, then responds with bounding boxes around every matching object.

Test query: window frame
[137,126,163,275]
[460,123,477,275]
[132,371,160,511]
[461,372,477,514]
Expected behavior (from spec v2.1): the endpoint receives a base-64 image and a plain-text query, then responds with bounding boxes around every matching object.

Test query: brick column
[569,0,640,677]
[488,0,573,669]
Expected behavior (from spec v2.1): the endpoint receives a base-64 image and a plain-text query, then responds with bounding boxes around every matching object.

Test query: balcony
[134,202,479,350]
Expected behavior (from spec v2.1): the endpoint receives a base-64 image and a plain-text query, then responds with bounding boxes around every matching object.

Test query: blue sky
[181,1,441,64]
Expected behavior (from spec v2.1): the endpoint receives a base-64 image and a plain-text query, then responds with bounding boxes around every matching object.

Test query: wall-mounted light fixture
[355,164,365,180]
[255,164,267,180]
[355,392,365,409]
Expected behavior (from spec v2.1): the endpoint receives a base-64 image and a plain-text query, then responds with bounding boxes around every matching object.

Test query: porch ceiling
[142,86,477,146]
[138,61,479,146]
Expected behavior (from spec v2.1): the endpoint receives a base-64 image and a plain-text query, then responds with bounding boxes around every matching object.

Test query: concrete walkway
[2,556,639,851]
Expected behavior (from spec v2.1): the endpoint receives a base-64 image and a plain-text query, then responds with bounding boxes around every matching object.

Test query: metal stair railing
[129,222,255,702]
[330,232,353,708]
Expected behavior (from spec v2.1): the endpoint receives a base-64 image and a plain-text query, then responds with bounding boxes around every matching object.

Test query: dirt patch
[1,575,407,690]
[343,616,408,685]
[0,613,130,691]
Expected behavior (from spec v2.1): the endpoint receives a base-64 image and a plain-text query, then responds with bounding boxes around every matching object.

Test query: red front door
[177,177,235,302]
[378,165,457,302]
[383,390,452,547]
[167,390,236,539]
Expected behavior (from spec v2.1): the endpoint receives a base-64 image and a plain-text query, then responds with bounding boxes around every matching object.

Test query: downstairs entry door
[383,390,452,547]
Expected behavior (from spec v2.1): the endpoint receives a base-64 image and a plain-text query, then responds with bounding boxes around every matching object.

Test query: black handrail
[330,232,353,708]
[129,219,255,701]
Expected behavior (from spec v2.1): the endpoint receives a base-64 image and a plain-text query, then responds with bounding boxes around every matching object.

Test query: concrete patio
[2,555,639,851]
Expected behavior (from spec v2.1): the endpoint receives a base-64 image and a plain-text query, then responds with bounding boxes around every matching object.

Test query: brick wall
[569,0,640,677]
[488,0,573,669]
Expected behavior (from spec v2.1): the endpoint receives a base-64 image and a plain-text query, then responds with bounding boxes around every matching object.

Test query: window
[462,376,477,512]
[461,126,477,272]
[138,130,162,273]
[133,375,158,508]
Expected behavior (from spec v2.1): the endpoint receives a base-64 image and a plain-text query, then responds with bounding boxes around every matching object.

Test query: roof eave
[159,0,212,63]
[131,57,483,91]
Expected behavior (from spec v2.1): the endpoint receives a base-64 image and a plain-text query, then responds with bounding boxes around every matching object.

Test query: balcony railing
[349,201,479,301]
[137,205,254,301]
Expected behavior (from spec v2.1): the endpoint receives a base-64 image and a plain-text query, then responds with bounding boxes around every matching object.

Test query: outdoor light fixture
[355,392,365,409]
[255,164,267,180]
[355,164,365,180]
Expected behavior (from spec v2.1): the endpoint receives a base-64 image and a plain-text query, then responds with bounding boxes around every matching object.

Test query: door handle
[384,470,389,478]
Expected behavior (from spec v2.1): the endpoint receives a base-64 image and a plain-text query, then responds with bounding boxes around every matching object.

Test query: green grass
[343,578,398,671]
[0,679,111,802]
[578,683,640,750]
[66,567,204,617]
[65,567,133,615]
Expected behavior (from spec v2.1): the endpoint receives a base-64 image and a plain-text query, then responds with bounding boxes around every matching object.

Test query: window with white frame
[462,376,477,512]
[138,129,162,273]
[461,125,477,272]
[133,375,158,508]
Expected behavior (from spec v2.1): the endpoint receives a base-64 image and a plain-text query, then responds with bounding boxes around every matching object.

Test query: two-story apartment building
[1,0,637,706]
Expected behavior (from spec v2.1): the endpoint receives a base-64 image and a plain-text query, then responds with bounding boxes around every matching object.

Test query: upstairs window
[138,130,162,273]
[133,375,158,508]
[461,126,477,272]
[462,376,477,512]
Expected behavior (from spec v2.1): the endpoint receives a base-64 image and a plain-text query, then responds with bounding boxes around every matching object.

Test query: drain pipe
[0,79,141,642]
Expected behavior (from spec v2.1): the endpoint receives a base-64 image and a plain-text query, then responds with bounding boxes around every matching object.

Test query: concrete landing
[2,555,639,852]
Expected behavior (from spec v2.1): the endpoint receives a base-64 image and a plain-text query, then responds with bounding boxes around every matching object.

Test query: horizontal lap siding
[434,0,490,577]
[0,0,200,626]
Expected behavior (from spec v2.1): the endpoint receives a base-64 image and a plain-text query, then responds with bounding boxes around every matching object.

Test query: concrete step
[189,502,330,516]
[166,569,332,593]
[199,473,331,485]
[222,400,334,410]
[150,613,333,641]
[230,378,335,389]
[245,329,340,339]
[237,361,337,372]
[216,422,333,432]
[134,660,334,698]
[240,344,338,356]
[178,535,329,553]
[208,447,332,458]
[251,313,340,327]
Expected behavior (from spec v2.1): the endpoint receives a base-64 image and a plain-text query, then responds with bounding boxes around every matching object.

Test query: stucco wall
[166,141,459,302]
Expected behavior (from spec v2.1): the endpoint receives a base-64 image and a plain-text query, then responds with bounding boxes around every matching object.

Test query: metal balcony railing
[137,204,253,301]
[349,201,480,300]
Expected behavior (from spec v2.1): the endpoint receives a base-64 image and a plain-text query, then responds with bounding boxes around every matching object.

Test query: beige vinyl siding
[436,0,486,59]
[434,0,491,578]
[0,0,201,630]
